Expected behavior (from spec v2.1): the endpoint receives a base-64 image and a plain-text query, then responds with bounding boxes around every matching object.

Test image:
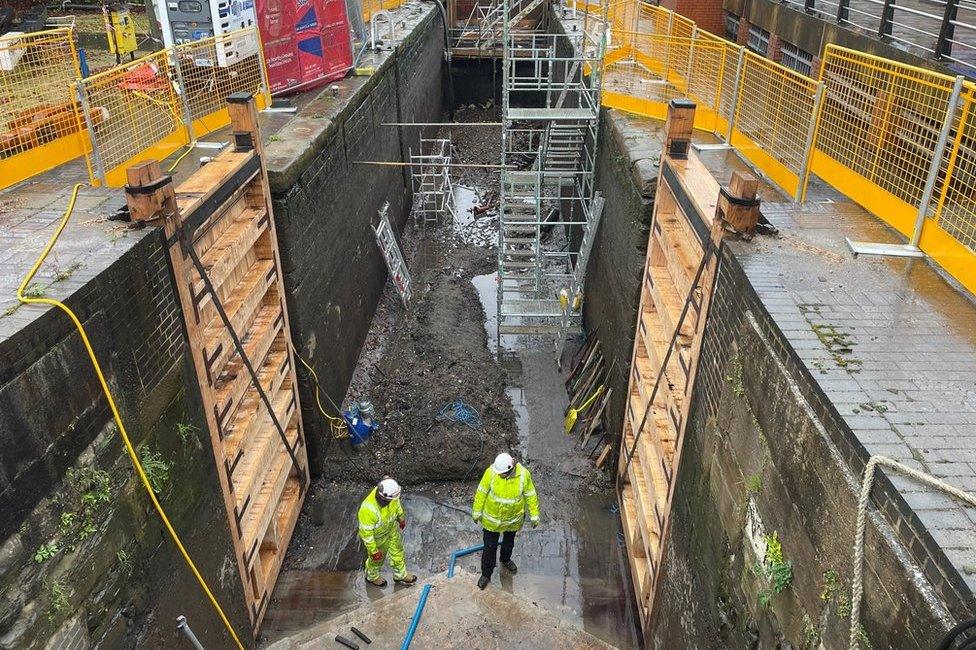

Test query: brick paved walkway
[0,161,146,342]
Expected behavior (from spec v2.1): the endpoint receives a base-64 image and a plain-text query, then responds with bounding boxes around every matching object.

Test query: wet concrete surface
[265,570,616,649]
[261,337,639,647]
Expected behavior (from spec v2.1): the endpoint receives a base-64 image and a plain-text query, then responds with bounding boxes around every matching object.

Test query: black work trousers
[481,529,516,578]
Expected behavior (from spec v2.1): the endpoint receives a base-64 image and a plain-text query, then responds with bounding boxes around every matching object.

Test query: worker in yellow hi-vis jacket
[358,478,417,587]
[471,452,540,589]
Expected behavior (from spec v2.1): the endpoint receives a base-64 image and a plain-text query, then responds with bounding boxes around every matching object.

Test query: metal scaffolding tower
[409,137,456,227]
[496,6,607,344]
[451,0,547,56]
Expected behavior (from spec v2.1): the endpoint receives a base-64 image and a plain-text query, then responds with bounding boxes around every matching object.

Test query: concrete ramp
[264,570,617,649]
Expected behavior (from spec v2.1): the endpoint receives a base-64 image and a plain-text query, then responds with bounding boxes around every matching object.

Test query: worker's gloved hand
[472,514,481,524]
[531,519,539,528]
[371,551,384,562]
[399,519,406,530]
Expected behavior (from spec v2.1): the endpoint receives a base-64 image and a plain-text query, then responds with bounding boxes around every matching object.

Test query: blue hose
[400,583,432,650]
[447,543,484,578]
[399,544,486,649]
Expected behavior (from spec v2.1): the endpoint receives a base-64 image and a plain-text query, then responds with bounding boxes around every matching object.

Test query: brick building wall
[659,0,725,35]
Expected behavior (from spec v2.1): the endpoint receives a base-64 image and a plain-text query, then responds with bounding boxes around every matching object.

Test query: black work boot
[477,575,489,590]
[502,560,518,574]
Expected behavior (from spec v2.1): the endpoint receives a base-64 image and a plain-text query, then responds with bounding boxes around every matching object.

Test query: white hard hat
[378,478,401,499]
[493,453,515,474]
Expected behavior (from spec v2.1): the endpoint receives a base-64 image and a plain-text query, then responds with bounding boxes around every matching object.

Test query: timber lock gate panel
[125,94,309,634]
[616,101,760,638]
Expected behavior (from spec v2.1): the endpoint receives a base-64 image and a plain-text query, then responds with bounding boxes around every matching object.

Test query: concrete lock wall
[267,8,446,474]
[0,230,249,648]
[0,10,446,648]
[584,111,662,442]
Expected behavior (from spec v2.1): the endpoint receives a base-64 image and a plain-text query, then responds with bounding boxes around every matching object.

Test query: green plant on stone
[67,467,111,507]
[726,354,744,397]
[837,593,852,619]
[176,422,198,445]
[34,541,60,564]
[802,614,820,647]
[22,283,45,298]
[755,531,793,608]
[745,473,763,495]
[116,549,133,575]
[58,512,76,535]
[821,568,839,603]
[139,448,171,494]
[46,580,71,623]
[52,262,81,283]
[75,517,97,543]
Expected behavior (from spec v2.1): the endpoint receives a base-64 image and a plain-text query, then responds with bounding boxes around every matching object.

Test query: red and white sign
[257,0,353,94]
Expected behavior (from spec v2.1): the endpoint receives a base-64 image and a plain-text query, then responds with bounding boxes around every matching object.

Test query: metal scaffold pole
[495,0,608,348]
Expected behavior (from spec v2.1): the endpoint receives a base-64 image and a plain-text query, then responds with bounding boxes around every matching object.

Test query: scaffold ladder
[374,202,412,307]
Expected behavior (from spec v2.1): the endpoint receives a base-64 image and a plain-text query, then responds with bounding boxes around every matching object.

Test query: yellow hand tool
[564,384,605,433]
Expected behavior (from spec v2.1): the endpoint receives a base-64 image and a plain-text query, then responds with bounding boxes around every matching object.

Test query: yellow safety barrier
[76,49,185,188]
[927,86,976,289]
[0,28,87,191]
[588,1,976,294]
[603,33,730,133]
[731,51,819,199]
[76,27,269,187]
[174,30,269,139]
[811,45,962,236]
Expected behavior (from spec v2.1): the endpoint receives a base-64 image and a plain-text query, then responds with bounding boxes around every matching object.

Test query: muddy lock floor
[260,109,639,648]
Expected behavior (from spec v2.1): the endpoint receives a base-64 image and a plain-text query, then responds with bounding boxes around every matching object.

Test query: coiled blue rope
[435,400,484,430]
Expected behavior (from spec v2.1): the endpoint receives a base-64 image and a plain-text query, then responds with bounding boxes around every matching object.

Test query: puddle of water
[472,271,525,355]
[452,184,496,247]
[505,386,530,452]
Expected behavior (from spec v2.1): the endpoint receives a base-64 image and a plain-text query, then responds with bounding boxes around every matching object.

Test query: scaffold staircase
[452,0,546,53]
[495,9,606,344]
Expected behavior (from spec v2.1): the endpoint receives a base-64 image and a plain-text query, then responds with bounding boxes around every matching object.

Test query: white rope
[850,456,976,649]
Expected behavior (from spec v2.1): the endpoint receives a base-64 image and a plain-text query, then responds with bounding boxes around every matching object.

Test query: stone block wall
[584,111,663,443]
[0,230,248,648]
[648,247,951,648]
[268,9,445,473]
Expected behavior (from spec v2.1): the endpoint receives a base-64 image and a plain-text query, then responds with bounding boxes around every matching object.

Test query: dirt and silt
[259,106,638,648]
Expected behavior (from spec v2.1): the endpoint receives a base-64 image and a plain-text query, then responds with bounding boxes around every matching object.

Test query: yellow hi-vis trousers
[364,530,407,580]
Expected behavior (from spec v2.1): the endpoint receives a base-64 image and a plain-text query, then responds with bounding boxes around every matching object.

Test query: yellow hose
[167,143,196,172]
[17,184,245,650]
[295,351,349,440]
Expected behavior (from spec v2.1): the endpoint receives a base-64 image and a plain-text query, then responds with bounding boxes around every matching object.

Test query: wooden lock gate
[125,93,309,634]
[616,100,761,638]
